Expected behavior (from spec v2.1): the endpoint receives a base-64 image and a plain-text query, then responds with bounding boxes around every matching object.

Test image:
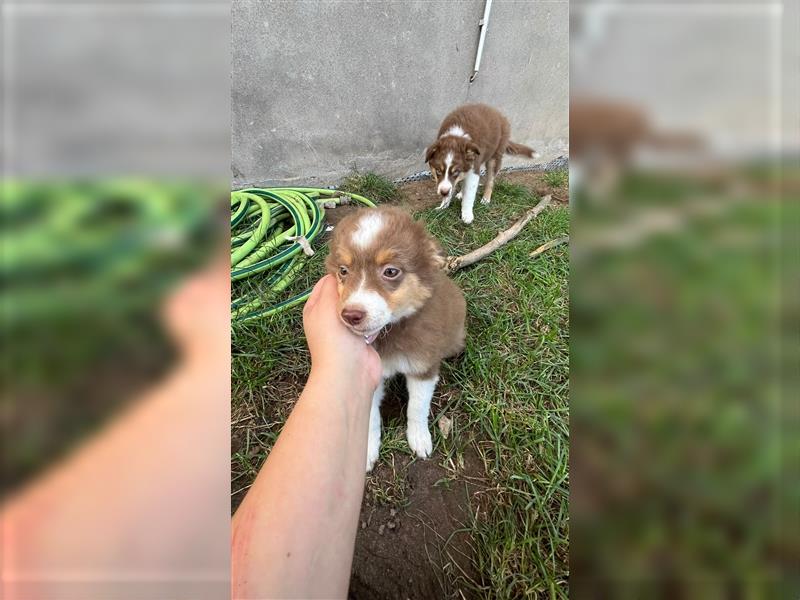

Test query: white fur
[406,374,438,458]
[366,380,384,471]
[437,152,454,197]
[344,275,391,335]
[367,369,438,470]
[440,125,470,139]
[381,354,429,378]
[351,212,385,248]
[460,170,480,224]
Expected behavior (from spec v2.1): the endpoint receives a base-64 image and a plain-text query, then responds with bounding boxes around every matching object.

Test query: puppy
[425,103,539,224]
[326,206,466,471]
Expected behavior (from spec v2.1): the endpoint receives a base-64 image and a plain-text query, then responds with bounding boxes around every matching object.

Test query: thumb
[303,274,333,316]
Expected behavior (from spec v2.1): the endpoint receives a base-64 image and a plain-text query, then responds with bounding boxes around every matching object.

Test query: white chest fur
[380,352,430,378]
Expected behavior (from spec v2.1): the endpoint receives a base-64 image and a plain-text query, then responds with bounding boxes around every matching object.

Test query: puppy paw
[480,195,491,205]
[461,214,474,225]
[435,200,451,211]
[456,192,463,200]
[407,421,432,459]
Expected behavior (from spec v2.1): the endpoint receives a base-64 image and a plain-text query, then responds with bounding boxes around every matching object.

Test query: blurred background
[570,0,798,596]
[2,0,230,487]
[1,1,230,598]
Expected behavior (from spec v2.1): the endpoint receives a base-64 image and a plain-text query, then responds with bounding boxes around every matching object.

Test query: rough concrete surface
[4,2,230,177]
[232,0,569,186]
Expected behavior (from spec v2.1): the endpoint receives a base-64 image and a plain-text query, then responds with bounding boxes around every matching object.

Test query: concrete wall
[4,3,230,177]
[232,0,569,187]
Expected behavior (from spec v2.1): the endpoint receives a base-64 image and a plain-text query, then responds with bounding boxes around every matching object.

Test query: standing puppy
[425,103,539,224]
[326,206,466,471]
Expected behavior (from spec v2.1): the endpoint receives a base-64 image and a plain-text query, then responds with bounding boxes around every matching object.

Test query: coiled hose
[3,180,212,326]
[231,187,376,322]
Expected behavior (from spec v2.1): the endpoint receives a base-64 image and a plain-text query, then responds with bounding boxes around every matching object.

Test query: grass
[542,168,568,189]
[570,168,797,593]
[231,171,570,598]
[339,169,402,203]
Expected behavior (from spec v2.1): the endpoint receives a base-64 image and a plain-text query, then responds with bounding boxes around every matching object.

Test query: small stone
[361,521,366,529]
[378,524,385,535]
[387,521,396,530]
[390,508,397,517]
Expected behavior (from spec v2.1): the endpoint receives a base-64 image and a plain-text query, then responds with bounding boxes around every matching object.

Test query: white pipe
[470,0,493,83]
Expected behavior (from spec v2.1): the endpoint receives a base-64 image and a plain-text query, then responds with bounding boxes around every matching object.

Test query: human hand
[303,275,381,392]
[161,250,230,369]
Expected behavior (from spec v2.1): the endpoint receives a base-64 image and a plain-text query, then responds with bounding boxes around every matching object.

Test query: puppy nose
[439,187,451,197]
[341,308,366,326]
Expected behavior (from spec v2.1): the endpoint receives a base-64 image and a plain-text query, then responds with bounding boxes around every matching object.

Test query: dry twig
[445,195,552,273]
[530,235,569,258]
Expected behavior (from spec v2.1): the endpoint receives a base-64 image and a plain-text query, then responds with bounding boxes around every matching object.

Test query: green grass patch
[571,169,796,591]
[542,168,569,189]
[414,185,569,598]
[339,169,401,203]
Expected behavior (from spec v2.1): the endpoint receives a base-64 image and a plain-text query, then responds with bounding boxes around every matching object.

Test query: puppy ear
[465,142,480,161]
[424,143,438,163]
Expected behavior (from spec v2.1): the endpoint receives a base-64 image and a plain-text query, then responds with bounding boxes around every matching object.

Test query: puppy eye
[451,169,460,176]
[338,266,349,277]
[382,267,401,279]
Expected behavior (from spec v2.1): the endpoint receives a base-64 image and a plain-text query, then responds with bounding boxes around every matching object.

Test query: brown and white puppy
[425,103,539,224]
[326,206,466,471]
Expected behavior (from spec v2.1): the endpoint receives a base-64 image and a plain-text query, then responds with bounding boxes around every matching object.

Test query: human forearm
[1,360,231,600]
[231,365,374,599]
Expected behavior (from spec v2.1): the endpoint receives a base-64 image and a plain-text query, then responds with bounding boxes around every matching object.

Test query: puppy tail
[505,141,540,160]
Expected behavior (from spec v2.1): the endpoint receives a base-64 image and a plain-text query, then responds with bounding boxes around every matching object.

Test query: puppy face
[425,137,480,198]
[325,207,444,342]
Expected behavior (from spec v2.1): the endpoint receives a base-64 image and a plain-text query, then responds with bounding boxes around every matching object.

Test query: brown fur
[326,207,466,377]
[425,104,537,205]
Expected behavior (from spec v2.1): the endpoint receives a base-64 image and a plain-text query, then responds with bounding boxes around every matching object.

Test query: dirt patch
[395,170,568,213]
[349,448,487,600]
[502,170,570,204]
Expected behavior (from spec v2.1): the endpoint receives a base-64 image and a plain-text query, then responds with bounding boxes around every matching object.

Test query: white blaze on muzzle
[343,275,392,336]
[437,152,454,196]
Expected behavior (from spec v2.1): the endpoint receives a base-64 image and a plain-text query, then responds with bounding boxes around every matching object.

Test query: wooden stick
[530,235,569,258]
[445,195,552,273]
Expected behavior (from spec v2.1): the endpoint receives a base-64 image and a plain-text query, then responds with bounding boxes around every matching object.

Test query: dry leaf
[438,415,453,439]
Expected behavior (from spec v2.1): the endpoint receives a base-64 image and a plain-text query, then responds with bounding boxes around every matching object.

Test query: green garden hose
[2,180,213,326]
[230,187,376,322]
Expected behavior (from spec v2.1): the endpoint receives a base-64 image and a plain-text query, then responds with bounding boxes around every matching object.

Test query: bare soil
[349,449,486,600]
